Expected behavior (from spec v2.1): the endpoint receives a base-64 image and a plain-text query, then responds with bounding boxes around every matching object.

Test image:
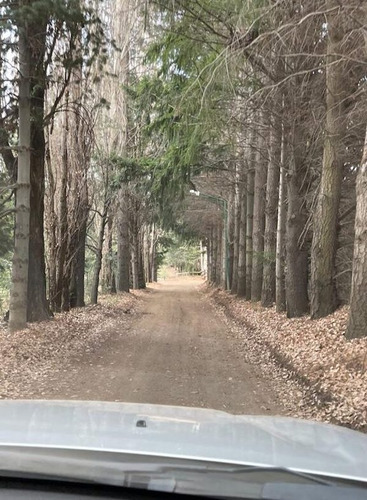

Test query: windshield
[0,0,366,498]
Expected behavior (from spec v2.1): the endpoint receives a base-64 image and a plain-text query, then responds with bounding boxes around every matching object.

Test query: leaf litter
[203,285,367,432]
[0,292,141,399]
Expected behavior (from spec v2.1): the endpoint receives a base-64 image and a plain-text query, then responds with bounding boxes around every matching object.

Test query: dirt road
[34,278,283,415]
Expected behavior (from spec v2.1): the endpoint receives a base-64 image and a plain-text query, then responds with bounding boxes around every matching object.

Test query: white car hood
[0,400,365,482]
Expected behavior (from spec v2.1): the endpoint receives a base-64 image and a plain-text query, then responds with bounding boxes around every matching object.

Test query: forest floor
[0,277,365,431]
[205,286,367,432]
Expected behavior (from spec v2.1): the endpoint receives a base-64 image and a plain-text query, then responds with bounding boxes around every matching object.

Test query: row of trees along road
[0,0,367,339]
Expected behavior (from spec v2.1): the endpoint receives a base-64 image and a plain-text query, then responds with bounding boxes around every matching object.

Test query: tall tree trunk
[114,10,131,288]
[346,126,367,339]
[221,210,228,289]
[54,95,69,312]
[150,223,157,282]
[218,224,224,287]
[228,191,234,289]
[69,221,87,308]
[231,165,240,294]
[251,125,267,302]
[237,169,247,297]
[138,238,146,289]
[285,126,309,318]
[275,125,287,313]
[207,236,212,283]
[26,13,51,322]
[130,210,139,289]
[90,206,108,304]
[346,8,367,339]
[117,194,130,292]
[212,226,218,285]
[69,53,89,310]
[200,240,207,278]
[209,234,214,281]
[245,136,256,300]
[206,239,210,282]
[143,226,150,283]
[102,214,114,292]
[45,142,57,311]
[131,240,139,289]
[310,1,349,319]
[9,23,31,332]
[261,117,281,307]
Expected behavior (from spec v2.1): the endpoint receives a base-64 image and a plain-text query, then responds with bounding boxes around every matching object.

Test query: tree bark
[54,94,69,312]
[237,169,247,297]
[228,190,234,290]
[212,226,218,285]
[138,237,146,289]
[26,12,51,322]
[68,53,89,310]
[102,214,114,292]
[285,125,309,318]
[218,224,224,287]
[346,127,367,339]
[45,140,58,311]
[143,226,150,283]
[150,223,157,282]
[90,206,108,304]
[275,125,287,312]
[261,116,281,307]
[208,231,213,283]
[130,211,139,290]
[251,125,267,302]
[9,23,31,332]
[231,165,240,294]
[117,192,130,292]
[69,220,87,308]
[346,7,367,339]
[221,211,227,289]
[310,1,349,319]
[245,133,256,300]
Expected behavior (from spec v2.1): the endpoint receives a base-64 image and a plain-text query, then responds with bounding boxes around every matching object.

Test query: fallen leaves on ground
[204,286,367,432]
[0,292,141,399]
